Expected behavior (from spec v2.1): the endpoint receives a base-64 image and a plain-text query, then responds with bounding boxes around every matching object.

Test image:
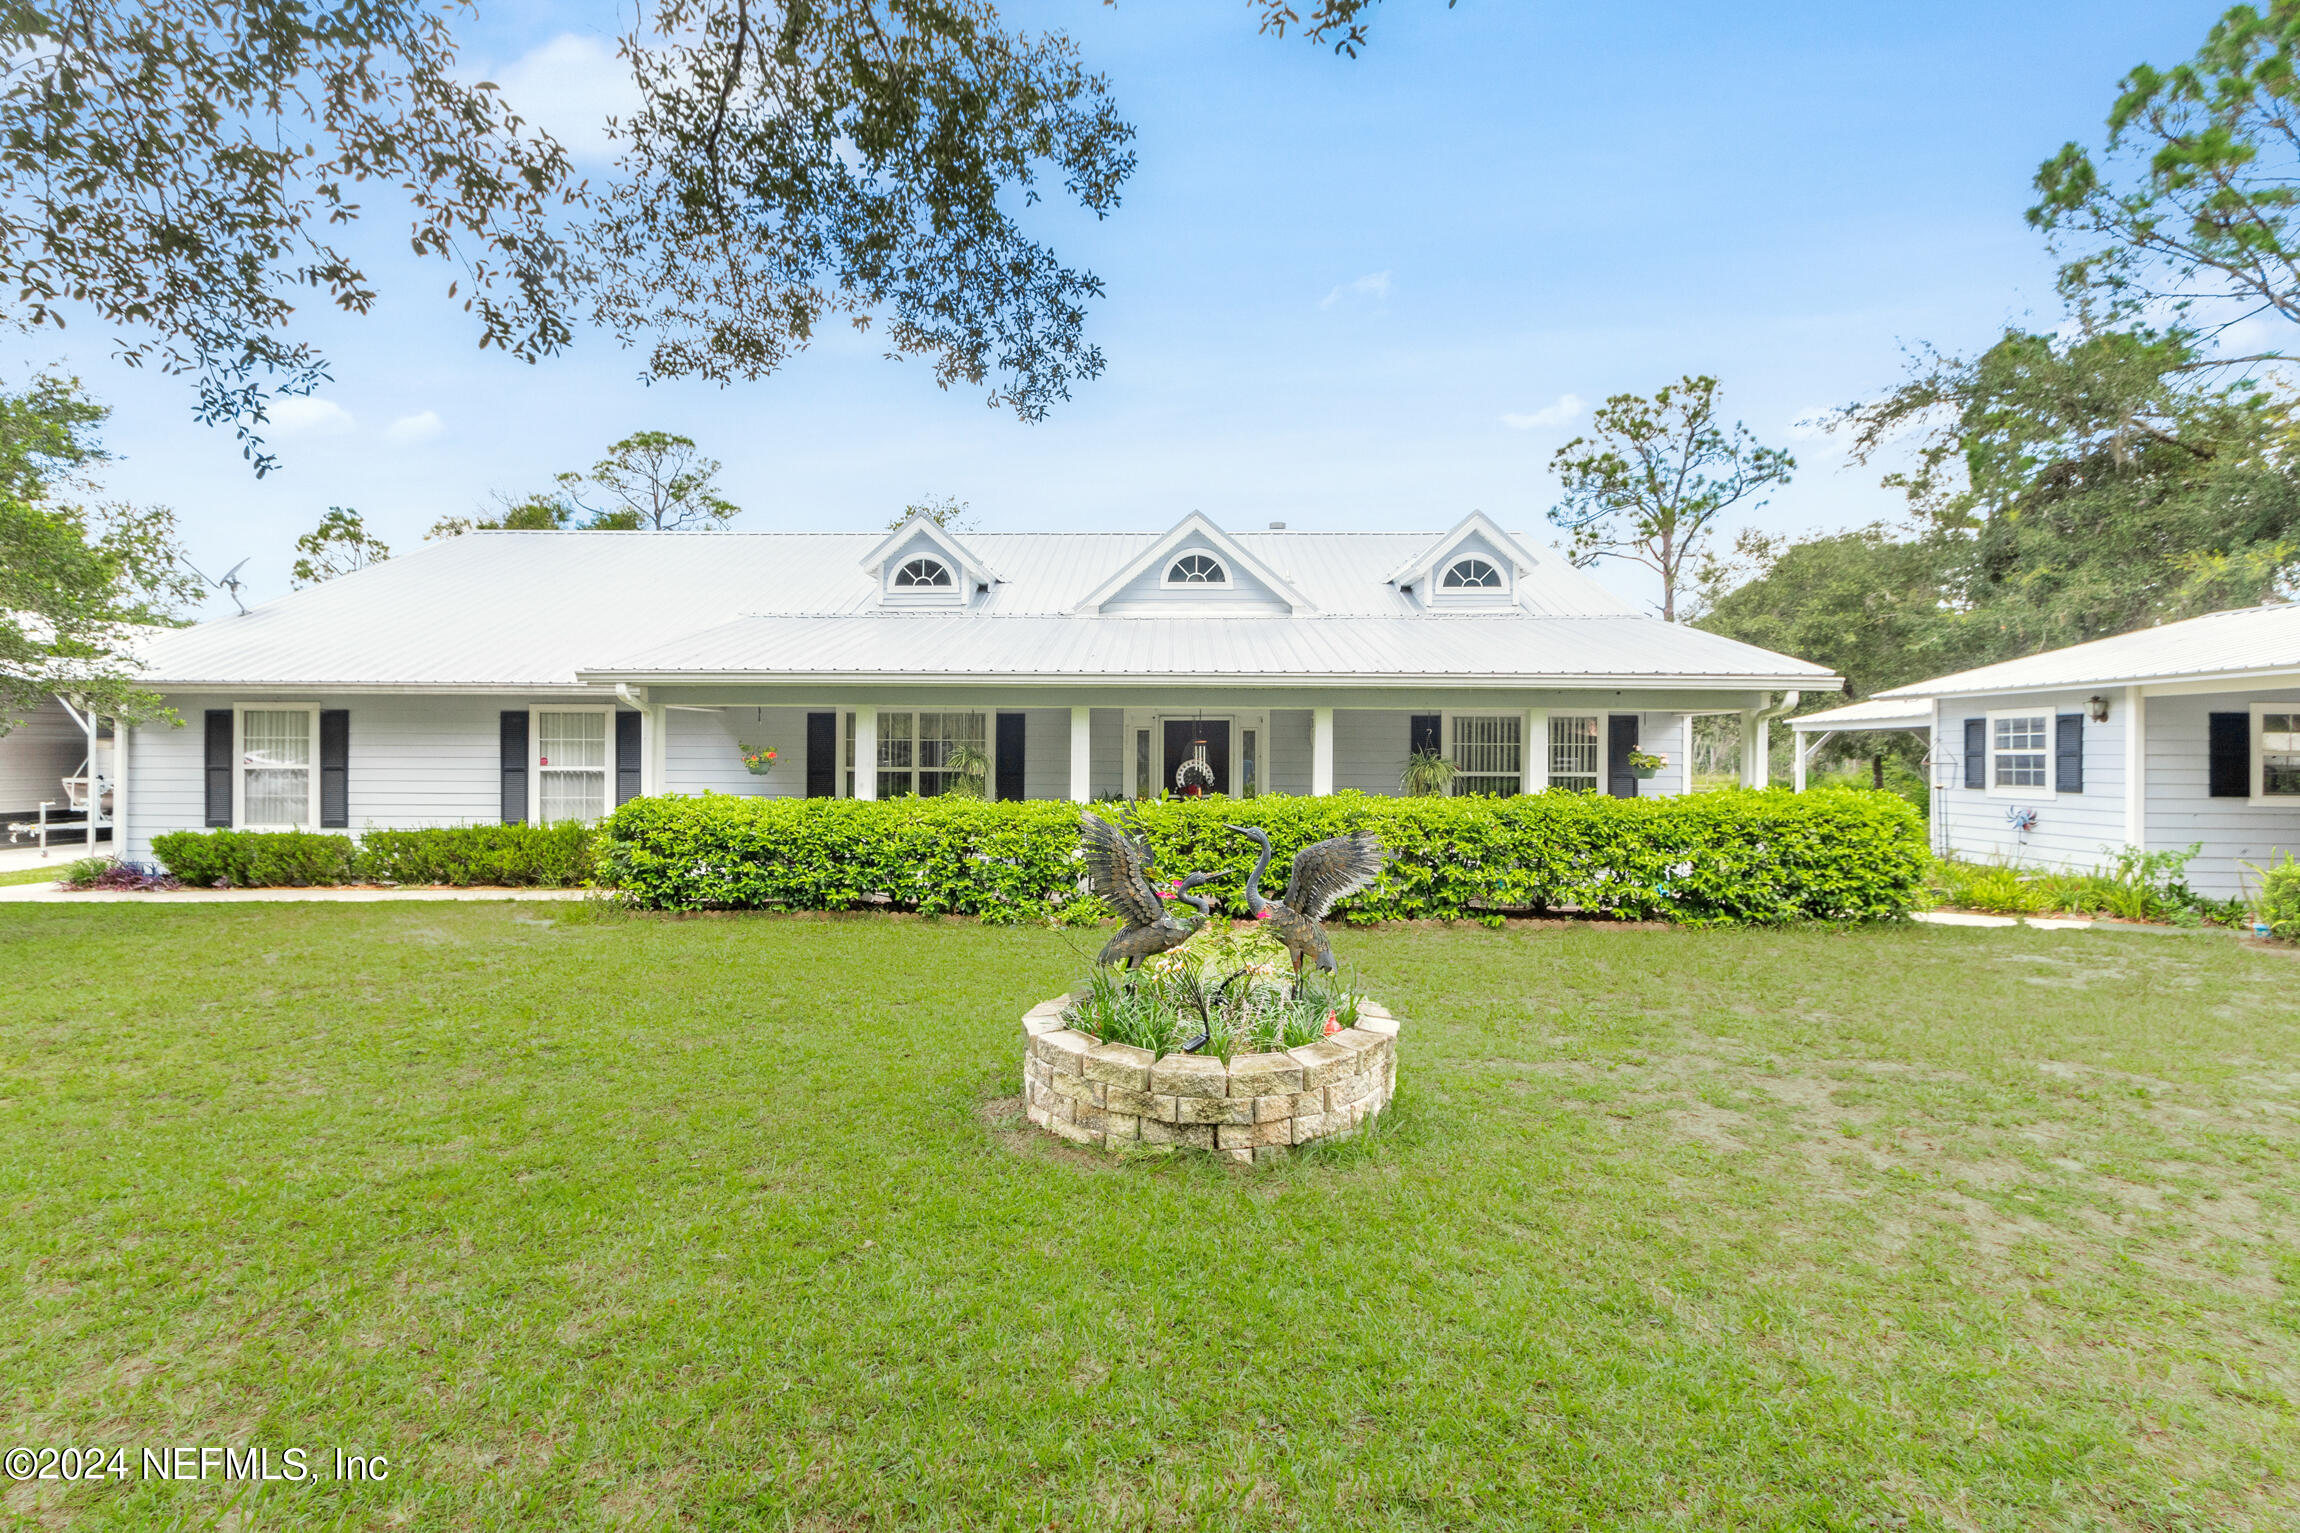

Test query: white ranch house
[108,512,1837,863]
[1791,601,2300,898]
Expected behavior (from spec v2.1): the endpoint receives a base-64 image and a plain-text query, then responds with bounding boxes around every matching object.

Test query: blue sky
[32,0,2221,615]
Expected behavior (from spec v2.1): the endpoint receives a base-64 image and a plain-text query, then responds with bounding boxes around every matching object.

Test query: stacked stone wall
[1020,999,1399,1163]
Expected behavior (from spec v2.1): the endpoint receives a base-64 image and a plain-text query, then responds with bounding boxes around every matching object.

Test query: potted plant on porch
[1626,748,1667,781]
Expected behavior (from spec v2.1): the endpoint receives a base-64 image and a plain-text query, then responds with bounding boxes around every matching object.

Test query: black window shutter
[319,709,350,827]
[2054,713,2083,794]
[203,709,233,826]
[500,711,529,824]
[1963,719,1986,789]
[1606,714,1640,798]
[615,711,643,805]
[1409,713,1441,756]
[995,713,1026,801]
[805,712,835,798]
[2209,711,2251,797]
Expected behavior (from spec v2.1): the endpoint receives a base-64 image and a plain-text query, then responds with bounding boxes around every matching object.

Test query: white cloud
[267,397,354,436]
[385,410,444,445]
[486,33,638,162]
[1319,270,1393,309]
[1501,393,1582,430]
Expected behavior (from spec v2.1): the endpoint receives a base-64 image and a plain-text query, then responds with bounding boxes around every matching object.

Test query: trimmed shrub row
[601,788,1929,925]
[149,824,595,889]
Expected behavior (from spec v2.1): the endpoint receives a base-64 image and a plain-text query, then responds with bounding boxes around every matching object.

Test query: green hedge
[357,824,594,887]
[150,829,360,888]
[149,824,595,888]
[601,788,1928,925]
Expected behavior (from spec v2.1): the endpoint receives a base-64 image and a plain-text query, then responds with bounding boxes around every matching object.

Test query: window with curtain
[1549,715,1600,794]
[536,710,609,823]
[242,709,313,825]
[861,712,986,797]
[2263,712,2300,796]
[1450,715,1521,795]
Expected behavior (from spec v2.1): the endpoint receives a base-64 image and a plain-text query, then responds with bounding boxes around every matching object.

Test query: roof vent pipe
[1267,521,1286,530]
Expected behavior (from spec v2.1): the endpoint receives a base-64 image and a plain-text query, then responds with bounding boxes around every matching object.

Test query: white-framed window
[1441,557,1504,590]
[845,711,987,797]
[1165,553,1227,586]
[893,557,952,588]
[1450,714,1521,795]
[1988,711,2050,795]
[2253,704,2300,803]
[236,704,320,828]
[1549,714,1601,794]
[534,707,611,824]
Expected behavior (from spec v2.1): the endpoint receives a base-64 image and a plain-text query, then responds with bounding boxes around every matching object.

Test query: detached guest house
[109,512,1836,862]
[1789,600,2300,898]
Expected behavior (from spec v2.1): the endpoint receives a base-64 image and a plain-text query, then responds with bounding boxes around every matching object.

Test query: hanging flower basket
[739,744,779,777]
[1626,748,1667,781]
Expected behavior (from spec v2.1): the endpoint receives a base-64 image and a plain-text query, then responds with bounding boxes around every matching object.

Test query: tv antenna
[182,556,252,616]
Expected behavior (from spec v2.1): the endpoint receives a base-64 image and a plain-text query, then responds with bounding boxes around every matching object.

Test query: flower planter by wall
[1019,998,1399,1163]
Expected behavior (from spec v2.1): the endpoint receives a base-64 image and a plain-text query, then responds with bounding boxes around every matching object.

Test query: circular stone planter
[1020,998,1400,1163]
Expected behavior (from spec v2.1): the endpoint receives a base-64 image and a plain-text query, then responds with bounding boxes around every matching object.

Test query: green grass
[3,908,2296,1531]
[0,863,68,887]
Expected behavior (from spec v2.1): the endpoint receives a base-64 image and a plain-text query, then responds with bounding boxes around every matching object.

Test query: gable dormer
[861,514,1001,608]
[1075,512,1314,615]
[1387,512,1543,609]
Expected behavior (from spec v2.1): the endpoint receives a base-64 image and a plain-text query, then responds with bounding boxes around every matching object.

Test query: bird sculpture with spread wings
[1080,811,1219,970]
[1227,824,1387,990]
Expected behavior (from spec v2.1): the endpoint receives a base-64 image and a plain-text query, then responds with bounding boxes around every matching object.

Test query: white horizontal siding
[666,706,807,798]
[1022,709,1070,801]
[1635,712,1690,797]
[1268,709,1314,795]
[2144,689,2300,897]
[123,696,222,861]
[1090,709,1125,800]
[1933,690,2126,873]
[1335,709,1410,794]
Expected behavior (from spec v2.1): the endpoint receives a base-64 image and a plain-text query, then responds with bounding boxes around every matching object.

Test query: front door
[1163,719,1231,797]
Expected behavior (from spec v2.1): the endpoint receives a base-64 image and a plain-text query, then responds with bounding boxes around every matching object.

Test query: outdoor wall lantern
[2087,695,2111,723]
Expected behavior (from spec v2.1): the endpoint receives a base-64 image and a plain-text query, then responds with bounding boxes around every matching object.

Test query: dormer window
[1442,557,1503,590]
[1166,553,1227,586]
[894,557,953,589]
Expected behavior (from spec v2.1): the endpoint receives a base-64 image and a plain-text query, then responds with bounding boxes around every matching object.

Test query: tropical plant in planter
[738,744,779,776]
[941,743,991,799]
[1064,918,1363,1061]
[1399,748,1456,797]
[1626,748,1667,780]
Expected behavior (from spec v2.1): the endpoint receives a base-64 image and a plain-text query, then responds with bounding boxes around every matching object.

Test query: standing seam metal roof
[128,528,1835,689]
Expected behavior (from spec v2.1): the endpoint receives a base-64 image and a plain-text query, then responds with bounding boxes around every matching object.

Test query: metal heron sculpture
[1227,824,1387,991]
[1080,811,1219,971]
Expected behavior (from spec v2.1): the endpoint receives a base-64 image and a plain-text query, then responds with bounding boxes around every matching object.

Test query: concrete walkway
[0,882,594,905]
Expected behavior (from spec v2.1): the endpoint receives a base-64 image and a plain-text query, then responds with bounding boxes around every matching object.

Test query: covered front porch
[622,686,1806,802]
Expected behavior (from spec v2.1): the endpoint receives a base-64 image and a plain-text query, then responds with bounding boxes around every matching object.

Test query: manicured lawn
[3,907,2296,1531]
[0,864,70,887]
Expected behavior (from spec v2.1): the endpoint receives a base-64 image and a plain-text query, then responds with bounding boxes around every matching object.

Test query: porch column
[1739,706,1770,788]
[1069,706,1091,802]
[641,705,667,796]
[2124,685,2147,850]
[1312,707,1335,796]
[852,706,878,801]
[112,716,129,860]
[1521,707,1547,794]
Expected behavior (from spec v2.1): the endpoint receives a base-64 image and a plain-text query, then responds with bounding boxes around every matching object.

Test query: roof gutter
[1876,662,2300,702]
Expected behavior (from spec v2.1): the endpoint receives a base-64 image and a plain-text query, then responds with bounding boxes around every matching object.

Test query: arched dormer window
[1441,557,1504,590]
[893,557,953,589]
[1166,553,1227,585]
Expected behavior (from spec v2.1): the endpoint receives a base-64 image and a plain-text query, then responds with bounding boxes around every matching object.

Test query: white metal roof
[130,527,1837,691]
[1872,601,2300,701]
[1788,697,1934,733]
[583,612,1833,686]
